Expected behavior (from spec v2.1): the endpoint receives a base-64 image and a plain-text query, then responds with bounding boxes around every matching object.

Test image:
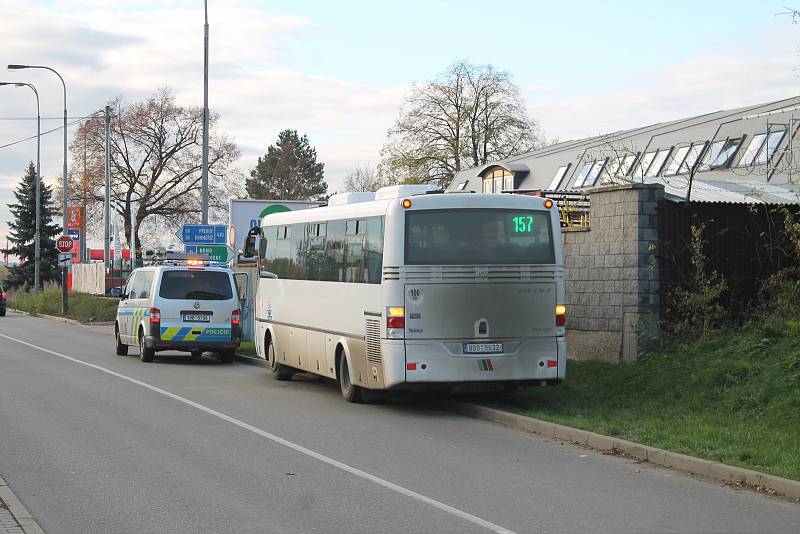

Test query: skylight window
[585,159,607,187]
[548,164,570,190]
[663,146,690,176]
[645,148,672,177]
[456,181,468,190]
[617,154,637,177]
[754,128,787,165]
[681,142,706,174]
[700,137,741,171]
[572,162,594,188]
[737,133,767,167]
[634,151,656,179]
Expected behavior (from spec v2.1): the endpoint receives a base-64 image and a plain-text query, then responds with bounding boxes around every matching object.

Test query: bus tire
[338,351,364,403]
[115,324,128,356]
[139,329,155,362]
[267,337,293,381]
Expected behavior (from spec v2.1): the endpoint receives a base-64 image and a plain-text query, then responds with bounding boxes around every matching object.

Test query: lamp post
[201,0,210,224]
[0,82,41,291]
[9,64,69,312]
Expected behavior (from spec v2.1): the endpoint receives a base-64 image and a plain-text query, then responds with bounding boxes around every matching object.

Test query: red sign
[67,207,85,229]
[56,235,74,253]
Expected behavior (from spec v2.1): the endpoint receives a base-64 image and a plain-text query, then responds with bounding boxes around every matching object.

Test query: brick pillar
[562,183,663,362]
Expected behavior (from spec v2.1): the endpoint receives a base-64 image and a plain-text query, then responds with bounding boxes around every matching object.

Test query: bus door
[234,272,253,341]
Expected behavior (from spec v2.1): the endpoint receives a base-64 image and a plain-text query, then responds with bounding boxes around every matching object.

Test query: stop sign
[56,235,74,253]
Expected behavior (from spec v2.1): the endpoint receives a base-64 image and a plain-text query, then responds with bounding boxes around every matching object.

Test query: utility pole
[201,0,210,224]
[104,105,111,270]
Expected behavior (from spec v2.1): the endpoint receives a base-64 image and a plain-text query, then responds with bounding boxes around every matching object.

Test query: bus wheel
[338,353,364,403]
[267,338,293,381]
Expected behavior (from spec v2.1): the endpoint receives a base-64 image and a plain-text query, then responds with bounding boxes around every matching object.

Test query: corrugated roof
[644,177,800,204]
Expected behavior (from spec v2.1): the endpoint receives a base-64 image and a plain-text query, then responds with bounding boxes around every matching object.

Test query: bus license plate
[463,343,503,354]
[182,312,210,322]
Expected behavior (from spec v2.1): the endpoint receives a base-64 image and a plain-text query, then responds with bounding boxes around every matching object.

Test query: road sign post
[56,235,73,314]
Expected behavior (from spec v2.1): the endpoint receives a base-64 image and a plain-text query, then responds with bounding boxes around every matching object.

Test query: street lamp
[9,64,69,312]
[201,0,210,224]
[0,82,41,291]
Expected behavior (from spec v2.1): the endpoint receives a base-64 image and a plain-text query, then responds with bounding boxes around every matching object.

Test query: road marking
[0,333,516,534]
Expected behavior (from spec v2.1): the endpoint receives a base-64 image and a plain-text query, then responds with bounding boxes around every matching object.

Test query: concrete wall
[562,183,663,363]
[71,262,105,295]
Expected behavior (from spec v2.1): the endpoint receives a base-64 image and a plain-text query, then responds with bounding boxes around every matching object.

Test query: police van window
[159,271,233,300]
[137,271,155,299]
[125,273,138,299]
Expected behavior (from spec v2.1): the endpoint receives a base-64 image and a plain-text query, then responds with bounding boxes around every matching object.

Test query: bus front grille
[385,265,562,282]
[365,319,382,366]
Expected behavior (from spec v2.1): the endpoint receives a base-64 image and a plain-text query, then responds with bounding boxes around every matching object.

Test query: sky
[0,0,799,246]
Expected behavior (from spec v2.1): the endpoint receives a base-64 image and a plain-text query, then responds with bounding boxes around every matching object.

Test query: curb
[441,401,800,501]
[0,475,45,534]
[235,353,265,367]
[9,309,113,328]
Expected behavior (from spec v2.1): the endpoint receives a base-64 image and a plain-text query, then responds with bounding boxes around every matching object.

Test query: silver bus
[252,185,566,402]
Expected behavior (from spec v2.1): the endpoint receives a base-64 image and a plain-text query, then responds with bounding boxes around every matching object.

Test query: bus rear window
[405,209,555,265]
[159,271,233,300]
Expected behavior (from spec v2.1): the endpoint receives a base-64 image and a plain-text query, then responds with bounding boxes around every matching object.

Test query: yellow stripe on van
[161,327,180,341]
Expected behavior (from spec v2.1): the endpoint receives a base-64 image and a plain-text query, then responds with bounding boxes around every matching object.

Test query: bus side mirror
[243,226,260,258]
[259,269,278,279]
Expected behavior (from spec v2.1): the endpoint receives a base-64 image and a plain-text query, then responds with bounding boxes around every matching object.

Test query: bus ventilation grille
[365,319,382,366]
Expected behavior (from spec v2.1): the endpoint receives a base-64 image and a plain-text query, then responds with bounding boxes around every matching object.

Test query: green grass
[9,287,119,324]
[484,318,800,481]
[238,341,257,357]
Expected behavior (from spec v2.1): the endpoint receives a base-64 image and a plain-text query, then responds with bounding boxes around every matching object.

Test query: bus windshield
[405,208,555,265]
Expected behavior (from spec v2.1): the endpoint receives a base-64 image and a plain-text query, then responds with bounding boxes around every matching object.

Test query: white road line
[0,332,516,534]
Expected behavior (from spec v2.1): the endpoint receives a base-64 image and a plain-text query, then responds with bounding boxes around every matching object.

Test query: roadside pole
[104,105,111,270]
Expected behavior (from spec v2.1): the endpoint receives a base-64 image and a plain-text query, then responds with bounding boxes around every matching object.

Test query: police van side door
[234,272,252,341]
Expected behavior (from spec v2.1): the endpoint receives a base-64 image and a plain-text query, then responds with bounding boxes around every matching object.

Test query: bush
[9,287,118,323]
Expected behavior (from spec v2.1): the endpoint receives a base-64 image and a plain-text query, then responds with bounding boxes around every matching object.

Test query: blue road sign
[184,245,197,254]
[66,228,79,237]
[177,224,227,245]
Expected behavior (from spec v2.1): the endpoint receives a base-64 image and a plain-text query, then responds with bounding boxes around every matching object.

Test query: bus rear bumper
[390,338,565,387]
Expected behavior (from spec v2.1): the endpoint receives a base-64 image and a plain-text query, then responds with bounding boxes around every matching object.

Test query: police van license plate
[463,343,503,354]
[182,312,210,322]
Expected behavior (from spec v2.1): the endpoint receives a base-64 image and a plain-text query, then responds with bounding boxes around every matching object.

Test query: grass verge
[9,288,118,324]
[238,341,257,357]
[483,320,800,481]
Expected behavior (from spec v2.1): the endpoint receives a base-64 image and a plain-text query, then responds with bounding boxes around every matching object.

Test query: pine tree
[246,129,328,200]
[4,163,61,290]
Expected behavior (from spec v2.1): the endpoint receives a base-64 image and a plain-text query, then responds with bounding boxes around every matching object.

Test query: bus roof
[260,193,554,227]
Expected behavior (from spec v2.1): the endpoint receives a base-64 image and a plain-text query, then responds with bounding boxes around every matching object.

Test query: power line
[0,115,102,121]
[0,111,102,150]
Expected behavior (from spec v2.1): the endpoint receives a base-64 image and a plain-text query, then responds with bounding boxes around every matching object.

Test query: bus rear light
[544,198,554,209]
[402,199,412,209]
[231,309,240,325]
[555,304,566,327]
[387,316,405,329]
[149,307,161,324]
[406,362,417,371]
[547,360,558,368]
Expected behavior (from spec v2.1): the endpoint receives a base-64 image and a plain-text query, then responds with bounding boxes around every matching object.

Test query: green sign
[512,215,534,234]
[195,244,235,263]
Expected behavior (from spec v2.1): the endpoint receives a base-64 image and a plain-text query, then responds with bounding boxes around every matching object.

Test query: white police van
[114,253,241,362]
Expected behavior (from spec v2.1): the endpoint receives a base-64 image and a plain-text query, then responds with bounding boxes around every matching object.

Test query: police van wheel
[338,354,364,403]
[139,331,155,362]
[220,349,235,364]
[267,339,293,381]
[115,325,128,356]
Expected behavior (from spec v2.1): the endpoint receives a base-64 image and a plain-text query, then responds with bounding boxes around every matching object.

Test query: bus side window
[366,216,384,284]
[323,220,346,282]
[343,234,365,283]
[289,223,306,280]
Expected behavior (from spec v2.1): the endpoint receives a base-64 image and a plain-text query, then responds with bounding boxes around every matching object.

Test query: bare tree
[342,163,391,192]
[62,88,240,256]
[380,60,545,188]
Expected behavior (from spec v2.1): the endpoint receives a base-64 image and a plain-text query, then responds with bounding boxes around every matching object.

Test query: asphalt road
[0,312,798,534]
